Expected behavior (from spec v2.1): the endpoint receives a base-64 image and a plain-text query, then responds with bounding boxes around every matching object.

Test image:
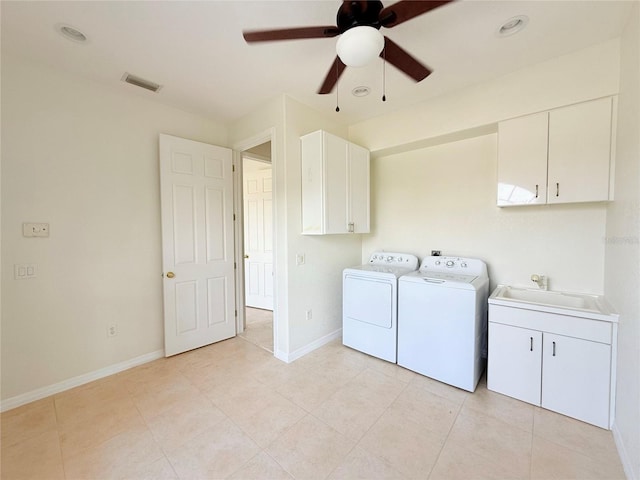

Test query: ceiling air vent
[121,73,162,93]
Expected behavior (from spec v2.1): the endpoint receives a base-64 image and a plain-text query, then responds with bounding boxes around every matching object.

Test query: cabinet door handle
[556,182,560,197]
[530,337,533,351]
[552,341,556,356]
[535,185,539,199]
[347,222,354,233]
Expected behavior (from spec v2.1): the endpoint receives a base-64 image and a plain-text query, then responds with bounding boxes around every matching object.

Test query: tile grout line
[424,386,467,480]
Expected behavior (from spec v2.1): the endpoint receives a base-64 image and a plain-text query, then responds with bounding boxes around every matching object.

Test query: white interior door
[159,134,236,356]
[243,165,273,310]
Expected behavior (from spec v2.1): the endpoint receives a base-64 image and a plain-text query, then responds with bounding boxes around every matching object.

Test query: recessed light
[352,86,371,97]
[55,23,88,43]
[497,15,529,37]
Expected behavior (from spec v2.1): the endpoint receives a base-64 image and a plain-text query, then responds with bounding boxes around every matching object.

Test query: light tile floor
[239,307,274,353]
[1,336,626,480]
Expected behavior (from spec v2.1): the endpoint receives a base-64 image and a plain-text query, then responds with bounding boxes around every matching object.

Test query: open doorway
[238,142,274,352]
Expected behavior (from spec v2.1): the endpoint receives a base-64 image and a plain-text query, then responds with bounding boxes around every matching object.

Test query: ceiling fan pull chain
[382,47,387,102]
[335,60,340,112]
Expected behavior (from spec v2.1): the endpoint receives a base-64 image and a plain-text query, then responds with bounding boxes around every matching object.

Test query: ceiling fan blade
[318,57,347,94]
[243,26,340,43]
[379,1,452,28]
[381,36,431,82]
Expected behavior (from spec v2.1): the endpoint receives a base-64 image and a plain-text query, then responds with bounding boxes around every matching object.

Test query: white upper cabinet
[497,112,549,206]
[497,97,614,206]
[301,130,370,235]
[547,97,613,204]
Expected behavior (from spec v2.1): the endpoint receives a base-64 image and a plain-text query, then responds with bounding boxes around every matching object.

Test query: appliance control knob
[386,256,393,262]
[397,256,403,262]
[435,260,441,265]
[461,262,467,268]
[446,260,455,267]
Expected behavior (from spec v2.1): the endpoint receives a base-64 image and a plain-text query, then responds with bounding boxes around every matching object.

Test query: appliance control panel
[420,256,487,277]
[369,252,419,269]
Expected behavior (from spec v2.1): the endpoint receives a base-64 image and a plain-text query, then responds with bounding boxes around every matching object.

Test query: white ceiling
[1,1,634,125]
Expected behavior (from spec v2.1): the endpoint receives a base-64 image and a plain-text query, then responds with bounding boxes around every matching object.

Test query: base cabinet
[487,323,542,405]
[488,304,616,429]
[541,333,611,429]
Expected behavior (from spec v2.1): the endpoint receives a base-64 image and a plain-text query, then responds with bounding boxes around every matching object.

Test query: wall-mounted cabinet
[497,97,615,206]
[301,130,370,235]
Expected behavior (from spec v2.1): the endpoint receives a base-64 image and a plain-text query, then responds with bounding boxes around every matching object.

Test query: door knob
[244,255,249,259]
[166,272,175,278]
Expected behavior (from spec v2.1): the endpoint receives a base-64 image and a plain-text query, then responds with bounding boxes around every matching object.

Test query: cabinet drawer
[489,305,611,344]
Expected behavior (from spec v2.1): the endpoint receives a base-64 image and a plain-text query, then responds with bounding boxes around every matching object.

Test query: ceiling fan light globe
[336,26,384,68]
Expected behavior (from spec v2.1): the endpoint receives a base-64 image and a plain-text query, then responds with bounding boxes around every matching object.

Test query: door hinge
[233,213,236,221]
[235,309,238,317]
[232,164,235,172]
[234,262,237,269]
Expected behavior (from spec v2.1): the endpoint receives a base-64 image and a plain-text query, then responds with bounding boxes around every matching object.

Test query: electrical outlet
[305,309,312,321]
[296,254,305,266]
[431,250,441,256]
[107,323,118,337]
[23,223,50,237]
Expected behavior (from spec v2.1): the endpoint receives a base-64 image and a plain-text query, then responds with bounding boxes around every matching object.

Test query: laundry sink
[498,287,598,310]
[489,285,617,321]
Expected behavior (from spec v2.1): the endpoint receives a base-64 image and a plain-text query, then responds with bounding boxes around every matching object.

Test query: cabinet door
[497,112,549,206]
[488,322,542,405]
[541,333,611,428]
[547,97,612,204]
[301,131,325,234]
[348,143,370,233]
[324,132,349,234]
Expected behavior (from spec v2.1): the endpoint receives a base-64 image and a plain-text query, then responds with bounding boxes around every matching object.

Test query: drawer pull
[535,185,539,198]
[552,341,556,357]
[530,337,533,351]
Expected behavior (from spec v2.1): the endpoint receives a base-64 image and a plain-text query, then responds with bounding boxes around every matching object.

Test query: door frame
[233,128,277,347]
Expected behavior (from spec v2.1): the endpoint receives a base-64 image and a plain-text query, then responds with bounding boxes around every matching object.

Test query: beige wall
[350,39,620,154]
[1,55,228,401]
[363,135,608,293]
[283,97,361,354]
[228,96,291,357]
[605,3,640,479]
[229,96,358,358]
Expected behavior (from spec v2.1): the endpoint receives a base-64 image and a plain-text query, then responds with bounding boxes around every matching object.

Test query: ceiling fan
[243,1,452,95]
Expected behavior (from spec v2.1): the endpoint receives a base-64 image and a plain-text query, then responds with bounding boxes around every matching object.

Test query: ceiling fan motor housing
[337,1,384,32]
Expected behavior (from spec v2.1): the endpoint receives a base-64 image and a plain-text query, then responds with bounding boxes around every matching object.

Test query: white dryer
[398,256,489,392]
[343,252,419,363]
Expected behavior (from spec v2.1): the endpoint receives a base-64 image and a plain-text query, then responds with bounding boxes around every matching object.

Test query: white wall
[228,96,291,357]
[363,135,608,293]
[229,95,360,358]
[1,55,228,401]
[605,4,640,479]
[350,39,620,153]
[283,97,362,354]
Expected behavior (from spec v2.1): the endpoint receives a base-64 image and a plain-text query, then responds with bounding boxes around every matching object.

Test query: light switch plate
[23,223,50,237]
[14,264,37,279]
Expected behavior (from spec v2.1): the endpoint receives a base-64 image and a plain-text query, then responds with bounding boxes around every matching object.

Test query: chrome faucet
[531,274,548,290]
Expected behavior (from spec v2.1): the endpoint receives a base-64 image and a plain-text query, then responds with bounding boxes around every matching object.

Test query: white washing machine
[398,256,489,392]
[343,252,419,363]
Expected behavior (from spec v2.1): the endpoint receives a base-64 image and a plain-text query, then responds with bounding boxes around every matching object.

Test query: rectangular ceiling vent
[121,73,162,93]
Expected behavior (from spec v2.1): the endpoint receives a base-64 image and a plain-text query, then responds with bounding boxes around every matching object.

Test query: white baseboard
[613,423,637,480]
[0,349,165,413]
[274,328,342,363]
